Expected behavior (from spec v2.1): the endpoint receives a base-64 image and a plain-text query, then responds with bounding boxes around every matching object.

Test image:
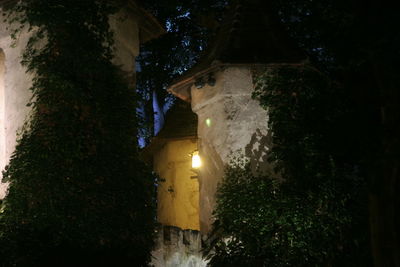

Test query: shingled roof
[156,99,198,139]
[141,99,198,164]
[168,0,304,101]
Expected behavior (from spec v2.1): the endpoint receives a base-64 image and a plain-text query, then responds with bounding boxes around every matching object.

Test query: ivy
[0,1,155,266]
[206,65,371,266]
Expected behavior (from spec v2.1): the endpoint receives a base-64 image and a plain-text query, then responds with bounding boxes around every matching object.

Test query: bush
[206,65,371,266]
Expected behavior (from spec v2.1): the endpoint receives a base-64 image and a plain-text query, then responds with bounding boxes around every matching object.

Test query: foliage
[136,0,227,141]
[142,0,398,264]
[271,3,400,264]
[253,65,353,186]
[0,1,155,266]
[207,65,371,266]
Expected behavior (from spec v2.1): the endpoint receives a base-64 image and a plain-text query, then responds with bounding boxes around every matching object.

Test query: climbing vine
[207,65,371,266]
[0,1,155,266]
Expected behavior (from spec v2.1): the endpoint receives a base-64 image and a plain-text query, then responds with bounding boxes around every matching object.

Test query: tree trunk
[369,64,400,266]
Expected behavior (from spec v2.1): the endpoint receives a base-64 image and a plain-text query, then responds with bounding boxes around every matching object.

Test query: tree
[271,1,400,265]
[206,65,371,266]
[0,1,155,266]
[138,0,399,265]
[136,0,227,142]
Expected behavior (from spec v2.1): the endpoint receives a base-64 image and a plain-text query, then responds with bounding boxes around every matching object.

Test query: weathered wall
[0,17,35,198]
[109,8,140,77]
[0,9,141,199]
[154,138,200,231]
[190,66,270,233]
[0,49,5,196]
[151,225,207,267]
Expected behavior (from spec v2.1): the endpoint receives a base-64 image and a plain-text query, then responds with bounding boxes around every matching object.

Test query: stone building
[168,0,304,234]
[143,99,206,266]
[143,1,304,265]
[144,100,200,232]
[1,0,304,265]
[0,0,164,198]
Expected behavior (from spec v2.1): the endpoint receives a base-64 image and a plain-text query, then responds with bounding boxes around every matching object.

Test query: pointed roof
[141,99,198,164]
[156,99,198,139]
[168,0,305,101]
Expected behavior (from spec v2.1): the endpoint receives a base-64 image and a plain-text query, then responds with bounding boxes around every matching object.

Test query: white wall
[0,9,140,199]
[0,15,35,198]
[0,49,5,196]
[151,226,207,267]
[190,66,271,233]
[109,8,140,82]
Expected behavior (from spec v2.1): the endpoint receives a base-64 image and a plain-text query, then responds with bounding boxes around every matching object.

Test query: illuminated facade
[143,99,206,266]
[168,0,304,233]
[144,100,200,230]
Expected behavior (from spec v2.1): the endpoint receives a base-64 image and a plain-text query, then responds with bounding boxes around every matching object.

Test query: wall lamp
[190,150,201,179]
[194,78,205,89]
[192,150,202,169]
[194,73,216,89]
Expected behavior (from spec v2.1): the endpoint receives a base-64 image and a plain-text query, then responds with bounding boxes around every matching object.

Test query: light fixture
[194,78,205,89]
[207,73,216,86]
[191,150,202,169]
[205,118,211,127]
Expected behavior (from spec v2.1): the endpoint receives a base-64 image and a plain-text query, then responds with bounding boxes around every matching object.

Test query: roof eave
[168,63,225,102]
[128,1,165,43]
[168,62,308,102]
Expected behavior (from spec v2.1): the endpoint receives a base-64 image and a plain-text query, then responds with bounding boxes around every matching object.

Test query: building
[168,0,304,234]
[143,99,206,266]
[0,0,164,198]
[1,0,304,265]
[143,1,304,265]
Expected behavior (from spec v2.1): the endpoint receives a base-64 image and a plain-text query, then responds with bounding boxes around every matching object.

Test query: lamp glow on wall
[192,151,201,169]
[190,150,201,179]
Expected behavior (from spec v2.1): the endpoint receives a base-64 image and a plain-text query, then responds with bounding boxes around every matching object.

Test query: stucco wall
[109,8,140,75]
[0,17,35,198]
[151,225,207,267]
[154,138,200,231]
[190,66,270,233]
[0,49,5,196]
[0,9,140,199]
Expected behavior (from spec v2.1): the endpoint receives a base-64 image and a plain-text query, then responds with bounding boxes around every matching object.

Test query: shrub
[206,65,371,266]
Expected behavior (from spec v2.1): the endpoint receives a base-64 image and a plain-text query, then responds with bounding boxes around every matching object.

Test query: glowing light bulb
[206,118,211,127]
[192,151,201,169]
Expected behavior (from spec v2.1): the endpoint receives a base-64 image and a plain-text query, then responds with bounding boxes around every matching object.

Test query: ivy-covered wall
[0,1,161,265]
[0,3,141,199]
[0,49,4,196]
[0,16,36,198]
[206,65,370,266]
[189,66,271,233]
